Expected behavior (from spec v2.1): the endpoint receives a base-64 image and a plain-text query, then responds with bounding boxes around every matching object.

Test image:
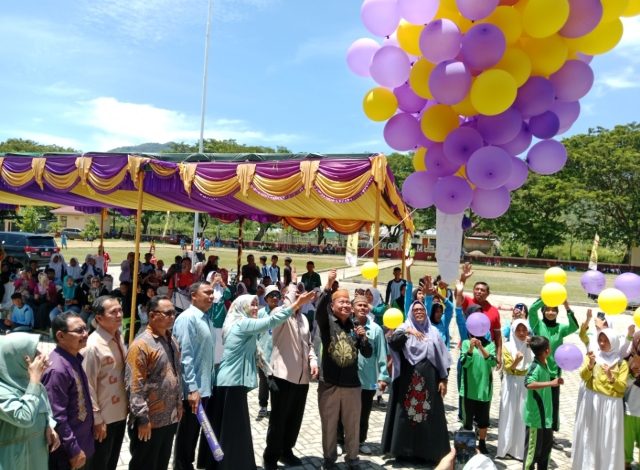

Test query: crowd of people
[0,247,639,470]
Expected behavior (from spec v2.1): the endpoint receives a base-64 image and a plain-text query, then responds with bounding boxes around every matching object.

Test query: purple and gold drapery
[0,153,414,234]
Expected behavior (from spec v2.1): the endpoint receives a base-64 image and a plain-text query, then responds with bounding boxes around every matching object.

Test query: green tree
[82,218,100,243]
[17,206,41,233]
[0,138,77,153]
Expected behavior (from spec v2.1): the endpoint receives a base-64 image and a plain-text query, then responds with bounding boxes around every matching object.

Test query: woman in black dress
[382,300,451,464]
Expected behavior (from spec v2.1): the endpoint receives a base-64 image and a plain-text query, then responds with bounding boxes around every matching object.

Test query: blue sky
[1,0,639,154]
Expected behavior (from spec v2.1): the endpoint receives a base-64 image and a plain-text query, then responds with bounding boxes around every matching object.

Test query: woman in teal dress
[0,333,59,469]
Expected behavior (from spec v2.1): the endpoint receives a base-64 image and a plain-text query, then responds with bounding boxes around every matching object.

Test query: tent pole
[400,228,408,280]
[373,188,381,288]
[129,171,145,346]
[236,217,244,284]
[99,208,106,252]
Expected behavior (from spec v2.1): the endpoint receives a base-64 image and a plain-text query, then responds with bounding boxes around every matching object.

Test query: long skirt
[571,388,624,470]
[496,373,526,460]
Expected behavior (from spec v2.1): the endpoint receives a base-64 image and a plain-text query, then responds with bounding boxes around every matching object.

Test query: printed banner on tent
[345,232,359,268]
[588,233,600,271]
[436,210,464,284]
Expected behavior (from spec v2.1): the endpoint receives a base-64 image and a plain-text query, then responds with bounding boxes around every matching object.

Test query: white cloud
[14,132,84,151]
[597,66,640,92]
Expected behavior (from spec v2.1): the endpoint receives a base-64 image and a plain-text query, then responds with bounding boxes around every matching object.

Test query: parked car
[61,228,83,240]
[168,234,193,245]
[0,232,60,267]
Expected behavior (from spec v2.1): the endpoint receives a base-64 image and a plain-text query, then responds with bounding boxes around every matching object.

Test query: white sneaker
[336,445,343,456]
[359,444,372,455]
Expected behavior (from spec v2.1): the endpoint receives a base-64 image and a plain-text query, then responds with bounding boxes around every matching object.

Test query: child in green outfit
[523,336,564,470]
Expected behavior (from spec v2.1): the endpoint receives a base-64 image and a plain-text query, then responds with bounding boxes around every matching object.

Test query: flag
[345,232,359,267]
[588,233,600,270]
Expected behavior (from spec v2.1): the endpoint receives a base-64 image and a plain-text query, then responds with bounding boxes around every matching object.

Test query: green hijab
[62,275,77,300]
[0,333,40,396]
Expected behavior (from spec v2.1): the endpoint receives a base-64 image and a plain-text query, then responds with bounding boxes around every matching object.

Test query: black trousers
[258,369,269,408]
[92,420,126,470]
[174,397,208,470]
[263,377,309,465]
[523,427,553,470]
[551,386,559,432]
[337,389,376,444]
[129,422,178,470]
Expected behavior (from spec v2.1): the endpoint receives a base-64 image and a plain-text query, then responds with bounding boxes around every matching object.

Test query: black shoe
[478,440,489,455]
[279,453,303,467]
[552,439,564,450]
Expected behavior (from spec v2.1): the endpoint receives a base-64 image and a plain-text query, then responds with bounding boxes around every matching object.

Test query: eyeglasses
[267,293,282,299]
[153,309,177,317]
[66,326,89,334]
[596,312,606,321]
[514,303,526,311]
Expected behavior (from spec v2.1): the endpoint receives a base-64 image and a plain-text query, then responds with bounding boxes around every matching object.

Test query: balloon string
[359,208,417,260]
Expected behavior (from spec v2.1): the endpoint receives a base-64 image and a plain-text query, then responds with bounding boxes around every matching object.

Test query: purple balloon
[457,0,499,21]
[394,83,428,113]
[461,23,506,71]
[551,100,581,135]
[419,19,462,64]
[527,140,567,175]
[559,0,603,39]
[466,312,491,337]
[466,146,513,190]
[581,270,606,295]
[550,60,594,102]
[434,176,473,214]
[504,157,529,190]
[554,344,583,372]
[402,171,439,209]
[398,0,439,24]
[346,38,380,77]
[471,186,511,219]
[370,46,411,88]
[477,107,523,145]
[529,111,560,139]
[443,127,484,166]
[614,273,640,302]
[576,53,593,64]
[515,77,556,118]
[361,0,401,37]
[499,123,533,156]
[429,60,472,105]
[425,144,460,177]
[384,113,422,151]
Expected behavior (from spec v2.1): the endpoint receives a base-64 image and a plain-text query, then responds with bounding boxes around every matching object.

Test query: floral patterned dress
[381,330,450,463]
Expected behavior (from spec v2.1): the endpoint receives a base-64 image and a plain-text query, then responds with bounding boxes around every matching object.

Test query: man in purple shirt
[43,312,95,470]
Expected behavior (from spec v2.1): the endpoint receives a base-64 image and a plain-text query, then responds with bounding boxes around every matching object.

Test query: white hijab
[507,319,532,371]
[595,328,622,367]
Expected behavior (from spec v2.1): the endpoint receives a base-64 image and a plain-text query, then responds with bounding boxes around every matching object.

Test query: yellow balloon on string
[565,18,624,55]
[622,0,640,16]
[601,0,630,22]
[520,35,568,75]
[470,69,517,116]
[495,48,532,87]
[482,6,523,45]
[409,59,436,99]
[397,20,424,56]
[412,147,427,171]
[362,88,397,122]
[420,105,459,142]
[522,0,570,38]
[361,261,380,280]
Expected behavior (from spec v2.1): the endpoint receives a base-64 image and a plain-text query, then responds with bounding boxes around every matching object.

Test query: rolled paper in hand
[196,402,224,461]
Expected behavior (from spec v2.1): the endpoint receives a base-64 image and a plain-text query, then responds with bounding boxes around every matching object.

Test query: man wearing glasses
[43,312,94,470]
[126,295,183,470]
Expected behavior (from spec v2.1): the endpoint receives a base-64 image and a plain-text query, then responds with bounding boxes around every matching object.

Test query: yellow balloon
[482,6,523,45]
[598,288,628,315]
[634,307,640,328]
[494,48,532,86]
[362,88,398,122]
[383,307,404,329]
[412,147,427,171]
[540,282,567,307]
[420,105,460,142]
[520,35,568,75]
[602,0,630,22]
[360,261,380,280]
[523,0,570,38]
[470,69,517,116]
[544,267,567,285]
[565,19,624,55]
[622,0,640,16]
[409,59,436,99]
[436,1,473,32]
[451,91,478,117]
[397,20,424,56]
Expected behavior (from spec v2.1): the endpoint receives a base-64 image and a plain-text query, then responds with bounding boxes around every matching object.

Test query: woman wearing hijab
[202,292,315,470]
[47,255,66,286]
[572,328,628,469]
[65,258,82,284]
[624,331,640,470]
[33,273,58,331]
[49,276,84,324]
[496,319,533,460]
[381,300,451,464]
[0,333,60,469]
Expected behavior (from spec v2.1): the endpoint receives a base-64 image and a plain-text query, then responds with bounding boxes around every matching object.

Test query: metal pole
[236,217,244,284]
[400,228,408,280]
[373,189,381,288]
[99,208,106,252]
[129,171,145,345]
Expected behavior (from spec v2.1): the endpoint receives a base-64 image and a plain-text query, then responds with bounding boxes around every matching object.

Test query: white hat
[264,285,281,297]
[205,271,217,283]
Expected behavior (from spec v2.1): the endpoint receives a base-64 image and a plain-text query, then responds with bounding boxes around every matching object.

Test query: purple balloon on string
[581,270,606,295]
[402,171,439,209]
[434,176,473,214]
[554,344,583,372]
[419,19,462,64]
[370,46,411,88]
[457,0,499,21]
[443,127,484,166]
[559,0,603,39]
[429,60,472,105]
[460,23,506,71]
[471,186,511,219]
[398,0,439,24]
[551,100,581,135]
[614,273,640,302]
[346,38,380,77]
[504,157,529,190]
[384,113,422,151]
[466,312,491,337]
[361,0,401,37]
[477,107,523,145]
[499,123,533,156]
[529,111,560,139]
[425,144,460,177]
[394,83,428,114]
[550,60,594,102]
[466,146,513,190]
[527,140,567,175]
[515,77,556,118]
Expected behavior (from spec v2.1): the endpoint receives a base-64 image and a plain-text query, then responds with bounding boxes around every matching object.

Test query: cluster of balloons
[348,0,640,218]
[540,267,568,307]
[581,268,640,314]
